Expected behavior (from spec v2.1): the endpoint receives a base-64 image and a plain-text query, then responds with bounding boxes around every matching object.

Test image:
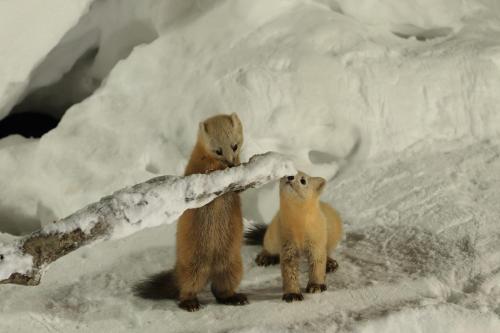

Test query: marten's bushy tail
[244,223,268,245]
[133,270,179,300]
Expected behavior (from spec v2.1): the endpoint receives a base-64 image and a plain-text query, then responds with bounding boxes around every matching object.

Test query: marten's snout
[287,176,295,181]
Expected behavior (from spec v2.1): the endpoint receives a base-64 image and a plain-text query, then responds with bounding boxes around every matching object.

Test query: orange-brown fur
[134,113,247,312]
[175,113,247,311]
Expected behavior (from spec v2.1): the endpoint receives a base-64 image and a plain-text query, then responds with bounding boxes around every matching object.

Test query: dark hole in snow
[0,254,4,260]
[0,112,58,139]
[0,9,160,234]
[0,47,100,139]
[392,25,453,41]
[309,150,338,164]
[0,13,159,141]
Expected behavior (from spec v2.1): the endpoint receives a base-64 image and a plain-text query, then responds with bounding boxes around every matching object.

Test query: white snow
[1,0,500,331]
[0,0,94,118]
[356,305,500,333]
[0,240,33,281]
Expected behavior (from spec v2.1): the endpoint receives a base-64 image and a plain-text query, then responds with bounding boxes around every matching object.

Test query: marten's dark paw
[282,293,304,302]
[306,283,327,293]
[255,253,280,266]
[326,257,339,273]
[215,293,249,306]
[178,298,201,312]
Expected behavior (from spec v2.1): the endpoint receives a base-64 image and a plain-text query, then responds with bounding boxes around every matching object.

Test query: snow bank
[1,0,500,331]
[2,0,500,235]
[0,0,500,317]
[0,0,94,119]
[2,0,500,233]
[10,0,165,118]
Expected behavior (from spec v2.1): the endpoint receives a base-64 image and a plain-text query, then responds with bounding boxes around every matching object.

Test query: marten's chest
[280,213,326,249]
[195,192,241,228]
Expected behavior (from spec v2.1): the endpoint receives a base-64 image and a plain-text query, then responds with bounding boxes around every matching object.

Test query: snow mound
[356,305,500,333]
[2,0,500,234]
[0,0,94,119]
[10,0,161,119]
[1,141,499,332]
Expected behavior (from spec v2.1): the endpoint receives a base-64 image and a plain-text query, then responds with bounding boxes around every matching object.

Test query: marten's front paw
[255,253,280,266]
[178,298,201,312]
[215,293,249,306]
[306,283,327,293]
[326,257,339,273]
[282,293,304,302]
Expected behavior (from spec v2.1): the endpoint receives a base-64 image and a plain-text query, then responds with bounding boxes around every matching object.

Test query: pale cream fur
[259,171,343,300]
[263,182,343,261]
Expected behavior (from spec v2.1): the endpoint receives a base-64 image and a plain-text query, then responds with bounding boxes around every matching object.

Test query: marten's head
[198,113,243,167]
[279,171,326,204]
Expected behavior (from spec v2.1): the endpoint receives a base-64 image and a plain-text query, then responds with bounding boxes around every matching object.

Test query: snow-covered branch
[0,152,295,286]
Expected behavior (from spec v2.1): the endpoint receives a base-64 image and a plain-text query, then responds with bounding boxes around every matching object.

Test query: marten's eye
[231,144,238,152]
[300,178,306,185]
[215,148,223,156]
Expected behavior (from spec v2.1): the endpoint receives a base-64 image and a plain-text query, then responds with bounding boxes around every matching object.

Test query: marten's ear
[313,177,326,194]
[199,121,208,135]
[230,113,242,128]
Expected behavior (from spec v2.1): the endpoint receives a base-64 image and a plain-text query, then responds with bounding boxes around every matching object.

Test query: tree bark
[0,152,295,286]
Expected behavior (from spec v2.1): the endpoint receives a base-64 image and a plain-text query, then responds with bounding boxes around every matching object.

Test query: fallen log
[0,152,295,286]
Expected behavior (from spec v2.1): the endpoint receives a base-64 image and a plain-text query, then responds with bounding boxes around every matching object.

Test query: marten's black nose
[287,176,295,181]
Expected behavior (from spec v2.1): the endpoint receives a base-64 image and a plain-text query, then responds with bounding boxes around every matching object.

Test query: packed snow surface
[1,0,500,332]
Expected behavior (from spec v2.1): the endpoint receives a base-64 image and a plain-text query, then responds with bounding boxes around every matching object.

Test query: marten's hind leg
[211,254,248,305]
[176,261,211,312]
[255,249,280,266]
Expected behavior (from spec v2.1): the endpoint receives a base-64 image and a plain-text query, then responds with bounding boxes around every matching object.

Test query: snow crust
[0,240,33,281]
[0,0,500,332]
[356,305,500,333]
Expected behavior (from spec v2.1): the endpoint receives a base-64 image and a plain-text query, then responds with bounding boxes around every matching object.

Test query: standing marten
[134,113,248,311]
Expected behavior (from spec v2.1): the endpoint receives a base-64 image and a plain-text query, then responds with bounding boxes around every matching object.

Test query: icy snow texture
[0,241,33,281]
[0,0,500,331]
[356,305,500,333]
